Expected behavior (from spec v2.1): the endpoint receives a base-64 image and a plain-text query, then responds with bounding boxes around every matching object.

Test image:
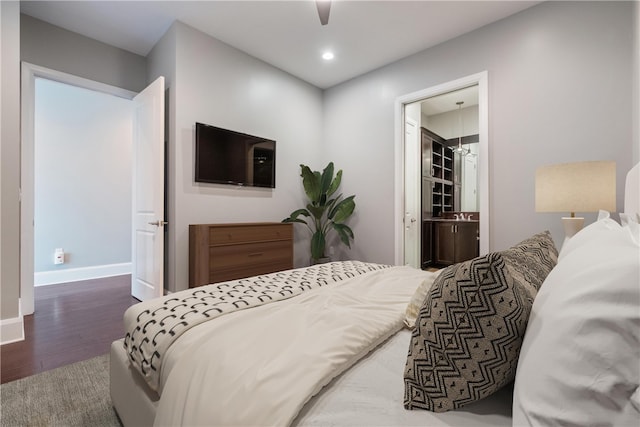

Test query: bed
[110,162,640,427]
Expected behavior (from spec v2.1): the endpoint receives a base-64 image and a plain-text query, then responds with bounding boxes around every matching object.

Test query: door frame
[394,71,489,266]
[20,62,136,315]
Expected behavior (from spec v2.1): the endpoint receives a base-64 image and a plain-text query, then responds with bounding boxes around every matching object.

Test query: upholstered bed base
[110,331,513,427]
[110,339,157,426]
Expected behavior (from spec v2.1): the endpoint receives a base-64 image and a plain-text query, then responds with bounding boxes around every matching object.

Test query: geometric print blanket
[123,260,391,391]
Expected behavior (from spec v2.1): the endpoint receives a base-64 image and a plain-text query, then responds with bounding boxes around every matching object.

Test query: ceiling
[20,1,540,89]
[421,85,479,116]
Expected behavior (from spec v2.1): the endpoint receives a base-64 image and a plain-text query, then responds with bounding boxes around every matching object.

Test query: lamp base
[561,217,585,248]
[561,216,585,238]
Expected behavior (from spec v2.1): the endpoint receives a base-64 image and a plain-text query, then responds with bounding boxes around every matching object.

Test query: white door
[462,154,478,211]
[131,76,165,301]
[403,117,420,267]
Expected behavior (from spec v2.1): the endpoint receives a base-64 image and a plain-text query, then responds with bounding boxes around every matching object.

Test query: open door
[403,117,420,267]
[131,76,165,301]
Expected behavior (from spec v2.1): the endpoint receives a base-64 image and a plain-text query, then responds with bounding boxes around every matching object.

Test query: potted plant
[283,162,356,263]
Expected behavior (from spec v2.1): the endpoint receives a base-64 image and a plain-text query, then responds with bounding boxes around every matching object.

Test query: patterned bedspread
[123,261,391,391]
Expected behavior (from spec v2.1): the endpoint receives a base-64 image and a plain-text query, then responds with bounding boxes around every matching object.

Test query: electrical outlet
[54,248,64,265]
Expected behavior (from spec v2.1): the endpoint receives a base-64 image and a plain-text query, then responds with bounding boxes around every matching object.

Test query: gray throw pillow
[403,232,557,412]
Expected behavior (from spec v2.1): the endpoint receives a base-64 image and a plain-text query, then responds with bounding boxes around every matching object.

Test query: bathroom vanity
[422,212,479,268]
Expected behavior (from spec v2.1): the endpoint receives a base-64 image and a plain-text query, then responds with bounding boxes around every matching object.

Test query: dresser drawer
[209,240,291,269]
[211,259,293,284]
[210,223,292,245]
[189,222,293,287]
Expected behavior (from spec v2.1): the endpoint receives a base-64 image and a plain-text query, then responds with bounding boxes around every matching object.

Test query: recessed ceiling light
[322,51,335,61]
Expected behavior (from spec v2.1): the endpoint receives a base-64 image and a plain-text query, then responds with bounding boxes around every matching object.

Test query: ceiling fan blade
[316,0,331,26]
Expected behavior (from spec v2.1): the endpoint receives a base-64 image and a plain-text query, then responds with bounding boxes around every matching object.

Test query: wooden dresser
[189,222,293,288]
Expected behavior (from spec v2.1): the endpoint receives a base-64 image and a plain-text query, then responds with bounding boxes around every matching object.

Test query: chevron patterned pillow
[501,231,558,300]
[403,232,557,413]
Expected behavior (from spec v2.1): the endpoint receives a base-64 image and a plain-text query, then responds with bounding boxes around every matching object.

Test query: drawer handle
[248,252,264,257]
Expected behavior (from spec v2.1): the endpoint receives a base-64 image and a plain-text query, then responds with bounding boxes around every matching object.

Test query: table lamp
[535,161,616,242]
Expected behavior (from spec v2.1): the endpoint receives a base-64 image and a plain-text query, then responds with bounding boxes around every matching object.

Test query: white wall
[149,22,324,292]
[34,78,132,278]
[323,1,634,260]
[1,0,21,323]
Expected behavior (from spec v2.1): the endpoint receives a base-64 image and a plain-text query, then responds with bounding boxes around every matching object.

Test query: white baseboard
[35,262,132,286]
[0,303,24,345]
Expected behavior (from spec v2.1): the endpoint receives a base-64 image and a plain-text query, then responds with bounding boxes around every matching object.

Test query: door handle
[148,220,168,227]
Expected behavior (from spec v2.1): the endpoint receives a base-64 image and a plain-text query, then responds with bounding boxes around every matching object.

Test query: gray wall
[149,22,324,292]
[634,1,639,164]
[323,0,635,261]
[34,78,133,274]
[21,14,147,93]
[3,1,638,313]
[0,13,148,322]
[1,1,21,320]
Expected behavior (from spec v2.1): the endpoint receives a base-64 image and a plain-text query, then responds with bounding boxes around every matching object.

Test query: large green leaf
[320,162,334,195]
[306,203,325,220]
[327,169,342,197]
[329,195,355,223]
[282,218,308,224]
[284,208,310,220]
[282,208,310,224]
[325,194,340,214]
[331,223,354,248]
[300,165,321,203]
[311,230,326,260]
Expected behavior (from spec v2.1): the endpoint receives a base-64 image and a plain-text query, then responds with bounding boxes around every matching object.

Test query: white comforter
[124,261,391,392]
[154,265,432,426]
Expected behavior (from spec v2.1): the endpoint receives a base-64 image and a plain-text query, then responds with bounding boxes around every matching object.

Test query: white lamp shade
[535,161,616,214]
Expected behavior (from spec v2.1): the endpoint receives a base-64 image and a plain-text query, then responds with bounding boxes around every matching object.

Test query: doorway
[394,72,489,267]
[32,78,133,288]
[21,63,138,315]
[21,63,166,315]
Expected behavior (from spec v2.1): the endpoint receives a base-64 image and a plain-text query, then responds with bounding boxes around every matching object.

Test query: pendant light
[454,101,469,156]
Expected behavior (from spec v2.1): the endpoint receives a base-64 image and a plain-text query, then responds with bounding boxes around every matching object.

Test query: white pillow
[620,212,638,226]
[620,213,640,246]
[403,270,441,329]
[558,213,624,262]
[513,215,640,426]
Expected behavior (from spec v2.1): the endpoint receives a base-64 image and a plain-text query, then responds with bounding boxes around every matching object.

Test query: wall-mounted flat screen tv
[195,122,276,188]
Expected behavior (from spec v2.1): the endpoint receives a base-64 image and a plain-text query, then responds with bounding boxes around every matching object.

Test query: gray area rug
[0,354,121,427]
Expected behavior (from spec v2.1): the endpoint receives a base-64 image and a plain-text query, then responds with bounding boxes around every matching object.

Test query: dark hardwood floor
[0,275,139,384]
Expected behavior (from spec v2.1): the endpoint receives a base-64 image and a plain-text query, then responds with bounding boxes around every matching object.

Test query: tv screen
[195,122,276,188]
